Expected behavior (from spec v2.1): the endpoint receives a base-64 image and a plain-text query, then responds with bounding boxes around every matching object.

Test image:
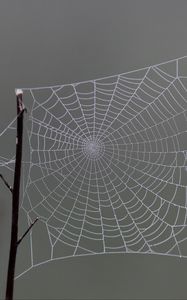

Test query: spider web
[1,56,187,278]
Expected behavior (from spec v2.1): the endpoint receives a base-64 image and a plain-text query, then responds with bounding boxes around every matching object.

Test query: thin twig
[17,218,39,246]
[5,90,25,300]
[0,174,13,193]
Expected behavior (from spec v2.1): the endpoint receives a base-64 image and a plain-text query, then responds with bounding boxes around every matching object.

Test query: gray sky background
[0,0,187,299]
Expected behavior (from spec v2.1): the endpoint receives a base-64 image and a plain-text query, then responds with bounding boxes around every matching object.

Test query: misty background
[0,0,187,299]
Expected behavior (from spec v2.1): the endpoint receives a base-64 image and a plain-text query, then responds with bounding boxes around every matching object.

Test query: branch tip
[15,89,23,96]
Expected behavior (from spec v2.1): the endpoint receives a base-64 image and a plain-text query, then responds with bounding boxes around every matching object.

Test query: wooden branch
[5,90,25,300]
[17,218,39,246]
[0,174,13,193]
